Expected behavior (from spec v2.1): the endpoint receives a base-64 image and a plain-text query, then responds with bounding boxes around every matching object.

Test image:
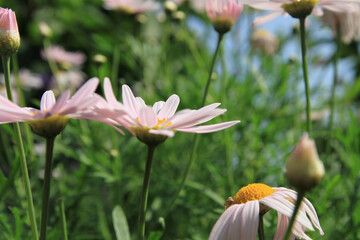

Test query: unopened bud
[164,1,177,13]
[285,133,325,191]
[38,22,53,38]
[0,8,20,56]
[92,54,107,64]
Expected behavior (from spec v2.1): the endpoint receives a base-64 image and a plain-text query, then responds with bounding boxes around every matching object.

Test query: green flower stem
[299,17,312,136]
[328,23,341,151]
[12,53,35,160]
[40,137,55,240]
[138,144,157,240]
[43,39,60,85]
[58,197,69,240]
[162,33,224,217]
[111,45,120,94]
[2,55,39,240]
[283,190,305,240]
[258,214,265,240]
[201,33,224,107]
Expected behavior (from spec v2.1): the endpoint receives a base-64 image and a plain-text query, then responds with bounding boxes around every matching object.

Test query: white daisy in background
[209,183,324,240]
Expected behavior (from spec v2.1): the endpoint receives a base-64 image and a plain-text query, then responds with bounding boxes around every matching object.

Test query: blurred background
[0,0,360,239]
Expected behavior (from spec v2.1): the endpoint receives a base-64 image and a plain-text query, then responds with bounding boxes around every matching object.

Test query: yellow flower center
[136,117,172,129]
[233,183,275,204]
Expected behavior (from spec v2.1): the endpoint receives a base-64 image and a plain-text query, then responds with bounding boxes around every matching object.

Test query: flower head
[101,78,240,145]
[41,45,86,68]
[210,183,324,240]
[250,29,279,55]
[322,3,360,43]
[0,78,102,138]
[206,0,243,34]
[104,0,160,14]
[286,133,325,191]
[0,8,20,56]
[241,0,357,25]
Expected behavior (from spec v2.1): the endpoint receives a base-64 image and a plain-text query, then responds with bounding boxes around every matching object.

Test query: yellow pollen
[233,183,275,204]
[136,117,172,129]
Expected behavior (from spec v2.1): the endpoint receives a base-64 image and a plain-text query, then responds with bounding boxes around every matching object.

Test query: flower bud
[285,133,325,191]
[206,0,243,34]
[38,22,53,38]
[0,8,20,56]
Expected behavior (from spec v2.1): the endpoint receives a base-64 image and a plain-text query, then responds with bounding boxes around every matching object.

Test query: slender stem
[283,190,305,240]
[258,214,265,240]
[58,197,69,240]
[138,144,157,240]
[1,55,39,240]
[299,17,312,136]
[162,33,224,217]
[201,33,224,107]
[40,137,55,240]
[111,45,120,94]
[328,22,341,152]
[12,53,35,160]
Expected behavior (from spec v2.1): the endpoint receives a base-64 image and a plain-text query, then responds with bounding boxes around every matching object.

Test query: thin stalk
[58,197,69,240]
[40,137,55,240]
[327,23,341,152]
[201,33,224,107]
[138,144,157,240]
[111,45,120,94]
[12,53,35,159]
[2,55,39,240]
[258,214,265,240]
[162,33,224,217]
[283,190,305,240]
[299,17,312,136]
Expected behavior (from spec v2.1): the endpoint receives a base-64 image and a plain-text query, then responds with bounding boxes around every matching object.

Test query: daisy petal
[138,106,157,128]
[157,94,180,120]
[122,84,139,117]
[104,77,120,107]
[149,129,175,137]
[40,91,56,112]
[50,90,71,115]
[176,120,240,133]
[209,205,243,240]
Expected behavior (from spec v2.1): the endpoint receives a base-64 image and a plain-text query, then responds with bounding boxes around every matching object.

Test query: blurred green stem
[58,197,69,240]
[138,144,157,240]
[283,190,305,240]
[258,214,265,240]
[1,55,39,240]
[162,33,224,217]
[328,23,341,151]
[40,137,55,240]
[299,17,312,136]
[111,45,120,94]
[12,53,35,159]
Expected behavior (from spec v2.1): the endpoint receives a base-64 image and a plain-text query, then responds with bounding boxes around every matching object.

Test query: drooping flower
[103,0,161,14]
[101,78,240,145]
[0,78,103,138]
[41,45,86,68]
[241,0,357,26]
[286,133,325,191]
[321,3,360,44]
[206,0,243,34]
[209,183,324,240]
[0,8,20,56]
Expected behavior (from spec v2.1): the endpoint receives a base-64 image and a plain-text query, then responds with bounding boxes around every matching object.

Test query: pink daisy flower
[210,183,324,240]
[104,0,160,14]
[0,78,104,137]
[100,78,239,144]
[206,0,243,33]
[41,45,86,67]
[241,0,357,26]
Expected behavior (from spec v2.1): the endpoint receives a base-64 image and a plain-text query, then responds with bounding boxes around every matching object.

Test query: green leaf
[112,205,130,240]
[148,231,163,240]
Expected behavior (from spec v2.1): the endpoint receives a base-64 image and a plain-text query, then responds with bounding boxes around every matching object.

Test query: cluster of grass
[0,0,360,239]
